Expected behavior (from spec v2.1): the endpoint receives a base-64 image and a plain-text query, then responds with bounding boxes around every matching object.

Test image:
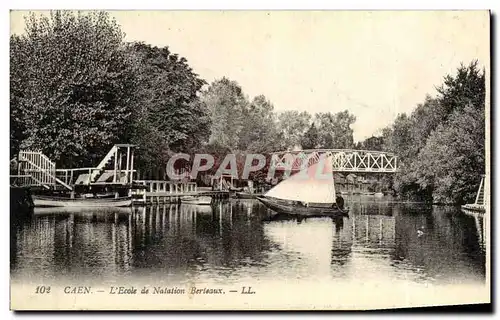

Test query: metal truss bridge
[270,149,398,173]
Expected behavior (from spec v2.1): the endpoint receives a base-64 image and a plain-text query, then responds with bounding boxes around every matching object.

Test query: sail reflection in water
[11,198,486,288]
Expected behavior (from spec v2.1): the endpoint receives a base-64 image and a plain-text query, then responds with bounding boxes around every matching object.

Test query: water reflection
[11,197,486,287]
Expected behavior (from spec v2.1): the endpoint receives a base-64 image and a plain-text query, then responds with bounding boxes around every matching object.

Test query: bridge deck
[271,149,398,173]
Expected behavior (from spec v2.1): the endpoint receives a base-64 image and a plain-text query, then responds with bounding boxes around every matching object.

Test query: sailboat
[257,155,349,217]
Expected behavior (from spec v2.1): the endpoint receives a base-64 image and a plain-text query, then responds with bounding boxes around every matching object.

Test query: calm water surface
[11,196,487,288]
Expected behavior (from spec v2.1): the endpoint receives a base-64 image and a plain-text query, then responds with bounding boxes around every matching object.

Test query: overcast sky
[10,11,489,141]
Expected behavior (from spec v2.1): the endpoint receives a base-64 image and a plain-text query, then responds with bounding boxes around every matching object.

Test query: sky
[10,10,490,141]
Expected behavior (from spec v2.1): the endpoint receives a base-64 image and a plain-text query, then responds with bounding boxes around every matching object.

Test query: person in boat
[293,201,309,207]
[335,195,345,210]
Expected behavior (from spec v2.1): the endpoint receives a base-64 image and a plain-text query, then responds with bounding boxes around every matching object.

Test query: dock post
[143,181,146,203]
[17,154,20,177]
[125,146,130,184]
[113,147,118,183]
[130,149,134,183]
[118,152,123,182]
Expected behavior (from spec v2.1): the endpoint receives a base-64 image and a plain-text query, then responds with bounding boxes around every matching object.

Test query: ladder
[475,175,485,206]
[89,145,118,182]
[17,150,72,190]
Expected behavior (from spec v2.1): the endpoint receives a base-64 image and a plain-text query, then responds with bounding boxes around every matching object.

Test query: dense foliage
[377,61,485,204]
[201,77,357,153]
[10,11,211,176]
[11,11,135,167]
[125,42,210,177]
[10,11,485,204]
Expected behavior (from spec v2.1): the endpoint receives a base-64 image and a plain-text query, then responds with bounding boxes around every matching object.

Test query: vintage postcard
[9,10,490,310]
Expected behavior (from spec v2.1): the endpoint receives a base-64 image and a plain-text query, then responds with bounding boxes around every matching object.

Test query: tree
[386,113,413,161]
[314,111,356,149]
[357,136,384,151]
[383,61,485,203]
[413,61,485,204]
[238,95,283,153]
[437,60,485,116]
[277,110,311,149]
[408,96,447,153]
[10,11,136,167]
[10,36,27,158]
[202,78,247,151]
[126,42,210,175]
[300,123,320,149]
[415,104,485,204]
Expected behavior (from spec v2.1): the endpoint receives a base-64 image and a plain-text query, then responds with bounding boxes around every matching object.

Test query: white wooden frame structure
[270,149,398,173]
[12,144,137,190]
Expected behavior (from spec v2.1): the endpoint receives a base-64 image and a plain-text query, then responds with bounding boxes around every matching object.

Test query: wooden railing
[134,180,197,193]
[18,150,56,186]
[13,145,137,189]
[132,180,198,203]
[56,168,138,186]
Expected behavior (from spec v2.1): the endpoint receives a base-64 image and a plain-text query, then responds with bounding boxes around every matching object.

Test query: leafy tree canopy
[11,11,135,167]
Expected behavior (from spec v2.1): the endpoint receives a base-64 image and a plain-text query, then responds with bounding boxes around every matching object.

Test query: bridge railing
[270,149,398,173]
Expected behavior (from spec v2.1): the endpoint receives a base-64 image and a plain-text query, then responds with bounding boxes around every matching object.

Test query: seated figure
[336,195,345,209]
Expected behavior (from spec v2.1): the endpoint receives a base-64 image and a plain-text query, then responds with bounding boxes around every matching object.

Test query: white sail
[265,155,336,204]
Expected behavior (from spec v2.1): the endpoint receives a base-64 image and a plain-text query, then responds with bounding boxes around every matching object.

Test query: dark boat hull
[235,192,263,199]
[257,196,349,217]
[33,195,132,208]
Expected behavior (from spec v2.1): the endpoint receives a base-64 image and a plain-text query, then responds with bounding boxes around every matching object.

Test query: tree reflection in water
[11,197,486,287]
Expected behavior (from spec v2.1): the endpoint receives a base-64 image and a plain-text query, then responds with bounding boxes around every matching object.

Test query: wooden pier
[131,180,230,204]
[11,144,232,206]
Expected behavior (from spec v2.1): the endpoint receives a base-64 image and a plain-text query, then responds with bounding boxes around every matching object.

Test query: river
[10,196,488,308]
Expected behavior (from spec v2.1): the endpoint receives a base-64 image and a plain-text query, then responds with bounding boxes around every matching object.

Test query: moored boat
[235,192,263,199]
[257,155,349,218]
[34,206,133,215]
[257,196,348,217]
[181,196,212,205]
[33,195,132,208]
